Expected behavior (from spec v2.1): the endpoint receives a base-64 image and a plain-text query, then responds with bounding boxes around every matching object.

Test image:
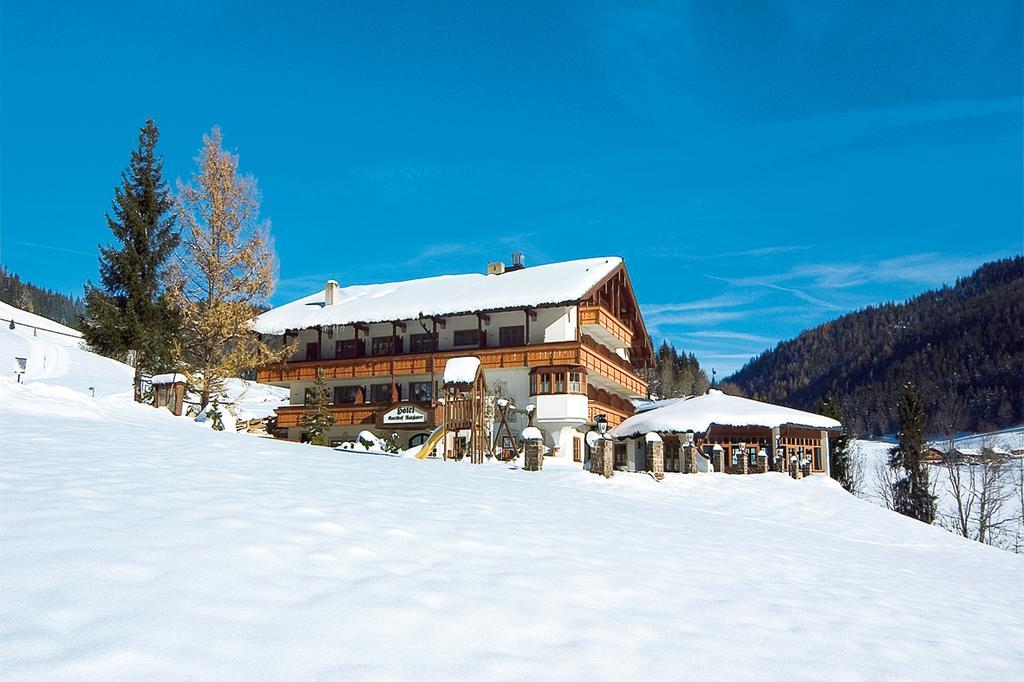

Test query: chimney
[507,252,525,271]
[487,261,506,275]
[325,279,340,306]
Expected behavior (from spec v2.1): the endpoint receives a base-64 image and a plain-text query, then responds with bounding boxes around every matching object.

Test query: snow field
[2,381,1022,680]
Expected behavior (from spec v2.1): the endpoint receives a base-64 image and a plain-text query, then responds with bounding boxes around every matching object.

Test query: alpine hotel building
[253,255,653,462]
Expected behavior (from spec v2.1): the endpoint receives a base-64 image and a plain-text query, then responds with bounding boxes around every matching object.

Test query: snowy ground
[3,381,1023,679]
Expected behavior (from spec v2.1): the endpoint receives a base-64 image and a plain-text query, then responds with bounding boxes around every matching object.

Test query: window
[540,374,551,393]
[333,385,360,405]
[306,342,319,361]
[554,372,565,393]
[371,336,401,355]
[370,383,393,403]
[614,443,627,468]
[665,439,680,472]
[568,371,582,393]
[748,447,758,466]
[410,381,433,402]
[335,339,360,358]
[409,433,430,448]
[409,333,435,353]
[573,437,582,462]
[453,329,479,347]
[498,325,524,347]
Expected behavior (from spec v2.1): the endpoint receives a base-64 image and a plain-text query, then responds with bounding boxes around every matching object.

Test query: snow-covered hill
[0,299,135,397]
[2,380,1022,679]
[0,300,287,419]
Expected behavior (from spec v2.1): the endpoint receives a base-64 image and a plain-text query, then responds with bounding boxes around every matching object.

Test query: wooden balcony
[580,304,633,349]
[579,335,647,397]
[259,339,648,398]
[587,386,636,428]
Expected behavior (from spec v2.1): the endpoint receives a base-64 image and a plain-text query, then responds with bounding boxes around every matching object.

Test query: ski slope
[0,300,135,397]
[2,380,1022,680]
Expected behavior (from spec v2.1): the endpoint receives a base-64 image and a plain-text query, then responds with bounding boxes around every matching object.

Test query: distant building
[608,389,841,476]
[252,255,653,461]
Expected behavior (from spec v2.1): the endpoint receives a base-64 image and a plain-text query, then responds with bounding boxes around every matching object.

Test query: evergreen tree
[888,382,936,523]
[645,340,710,398]
[82,119,179,401]
[170,127,287,408]
[208,397,225,431]
[820,395,856,494]
[300,368,335,446]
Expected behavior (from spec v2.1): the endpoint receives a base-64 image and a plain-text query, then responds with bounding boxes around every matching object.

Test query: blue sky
[2,1,1021,375]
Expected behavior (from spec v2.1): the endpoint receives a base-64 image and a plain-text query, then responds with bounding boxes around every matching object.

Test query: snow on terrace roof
[252,257,622,334]
[609,389,841,439]
[443,356,480,385]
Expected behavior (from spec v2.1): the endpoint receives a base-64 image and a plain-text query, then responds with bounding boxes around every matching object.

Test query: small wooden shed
[151,373,187,416]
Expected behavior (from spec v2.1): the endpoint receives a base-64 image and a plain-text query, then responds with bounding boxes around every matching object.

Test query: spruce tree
[820,395,856,494]
[889,382,936,523]
[82,119,179,401]
[300,368,335,446]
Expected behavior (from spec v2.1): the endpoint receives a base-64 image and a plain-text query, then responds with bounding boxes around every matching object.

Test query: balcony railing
[260,339,647,397]
[579,304,633,349]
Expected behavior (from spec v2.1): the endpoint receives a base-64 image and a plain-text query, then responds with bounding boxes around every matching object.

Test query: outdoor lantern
[595,414,608,435]
[683,430,694,446]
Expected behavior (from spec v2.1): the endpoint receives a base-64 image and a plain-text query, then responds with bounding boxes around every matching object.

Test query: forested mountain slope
[0,266,85,329]
[728,257,1023,436]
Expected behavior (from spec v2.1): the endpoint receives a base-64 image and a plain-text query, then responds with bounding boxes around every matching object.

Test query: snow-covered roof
[443,356,480,385]
[609,389,841,439]
[253,257,622,333]
[149,373,186,385]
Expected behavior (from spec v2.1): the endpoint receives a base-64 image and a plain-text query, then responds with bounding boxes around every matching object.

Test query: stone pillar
[646,433,664,480]
[790,457,802,479]
[523,436,543,471]
[714,447,724,473]
[682,445,695,474]
[592,437,614,478]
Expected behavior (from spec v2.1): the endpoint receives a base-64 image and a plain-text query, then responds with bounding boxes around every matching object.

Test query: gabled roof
[253,257,623,334]
[609,389,841,439]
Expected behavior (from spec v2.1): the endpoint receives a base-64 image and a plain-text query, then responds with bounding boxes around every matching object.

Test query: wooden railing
[579,335,647,396]
[579,304,633,347]
[259,339,648,398]
[587,402,632,428]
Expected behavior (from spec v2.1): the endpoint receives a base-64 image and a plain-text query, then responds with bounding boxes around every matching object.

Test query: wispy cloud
[643,244,814,261]
[13,240,94,257]
[682,330,776,344]
[706,274,841,310]
[642,293,756,315]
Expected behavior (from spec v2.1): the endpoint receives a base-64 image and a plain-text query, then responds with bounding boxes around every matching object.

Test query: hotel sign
[382,404,429,425]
